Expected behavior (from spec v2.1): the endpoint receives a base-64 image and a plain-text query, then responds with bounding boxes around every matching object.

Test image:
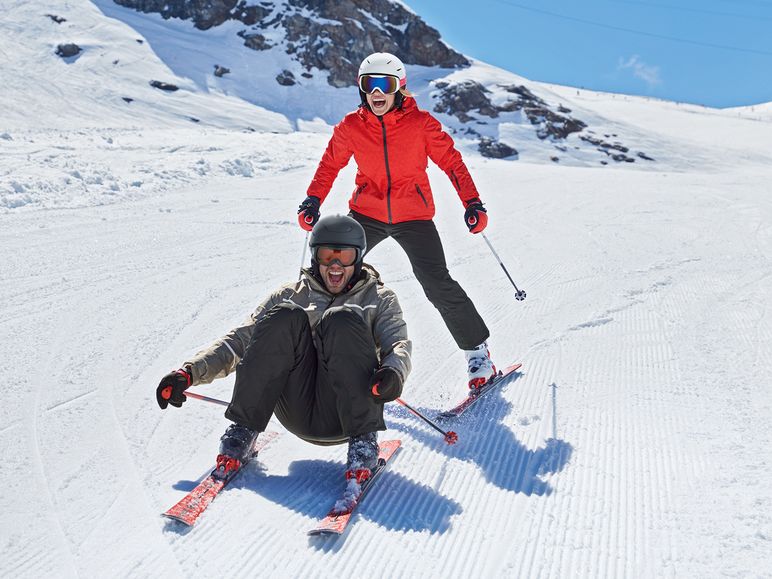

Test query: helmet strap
[394,91,405,110]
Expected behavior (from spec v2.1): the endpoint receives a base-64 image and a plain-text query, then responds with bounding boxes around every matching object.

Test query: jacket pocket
[414,184,428,207]
[353,183,367,204]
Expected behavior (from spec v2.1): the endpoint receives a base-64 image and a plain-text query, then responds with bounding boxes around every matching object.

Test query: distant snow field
[1,1,771,578]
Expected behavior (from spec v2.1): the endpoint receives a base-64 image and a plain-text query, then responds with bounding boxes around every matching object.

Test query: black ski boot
[216,423,258,477]
[345,431,379,482]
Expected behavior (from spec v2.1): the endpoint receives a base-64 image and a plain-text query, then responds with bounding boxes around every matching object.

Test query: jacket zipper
[415,184,428,207]
[353,183,367,204]
[378,117,393,224]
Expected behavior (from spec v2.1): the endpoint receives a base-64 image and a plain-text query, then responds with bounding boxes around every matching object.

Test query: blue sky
[404,0,772,108]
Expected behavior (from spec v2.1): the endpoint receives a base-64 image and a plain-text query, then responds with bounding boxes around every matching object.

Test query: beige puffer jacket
[184,264,411,386]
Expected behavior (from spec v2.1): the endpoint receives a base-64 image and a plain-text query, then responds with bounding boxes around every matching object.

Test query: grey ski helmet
[309,215,367,282]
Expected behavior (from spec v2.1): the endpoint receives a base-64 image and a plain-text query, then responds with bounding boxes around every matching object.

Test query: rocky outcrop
[56,43,82,58]
[580,133,647,163]
[113,1,272,30]
[433,81,499,122]
[114,0,468,87]
[478,137,518,159]
[149,80,179,91]
[276,70,296,86]
[431,80,654,163]
[431,80,588,159]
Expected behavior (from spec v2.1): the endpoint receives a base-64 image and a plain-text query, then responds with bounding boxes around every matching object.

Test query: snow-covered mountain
[2,2,772,578]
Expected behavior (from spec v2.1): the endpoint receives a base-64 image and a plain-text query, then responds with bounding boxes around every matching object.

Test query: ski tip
[503,362,523,374]
[161,513,195,526]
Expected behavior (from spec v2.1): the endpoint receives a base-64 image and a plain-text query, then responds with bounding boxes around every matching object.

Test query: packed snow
[2,1,771,578]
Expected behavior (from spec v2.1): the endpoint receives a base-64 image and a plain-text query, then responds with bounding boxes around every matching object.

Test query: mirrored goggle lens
[315,246,359,266]
[358,74,400,95]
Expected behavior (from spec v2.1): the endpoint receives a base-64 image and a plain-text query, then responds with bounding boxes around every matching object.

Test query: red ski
[162,431,279,526]
[308,439,401,536]
[437,362,523,421]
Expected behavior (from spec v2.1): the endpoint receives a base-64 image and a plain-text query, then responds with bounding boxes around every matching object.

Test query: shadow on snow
[385,371,573,496]
[233,458,462,538]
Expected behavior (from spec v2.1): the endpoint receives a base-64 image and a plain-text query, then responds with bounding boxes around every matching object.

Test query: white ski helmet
[358,52,407,88]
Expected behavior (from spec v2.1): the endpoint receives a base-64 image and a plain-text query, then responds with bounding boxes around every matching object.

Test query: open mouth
[371,96,387,109]
[326,269,345,286]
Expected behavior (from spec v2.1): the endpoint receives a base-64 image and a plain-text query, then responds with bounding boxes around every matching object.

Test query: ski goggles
[358,74,402,95]
[314,245,359,267]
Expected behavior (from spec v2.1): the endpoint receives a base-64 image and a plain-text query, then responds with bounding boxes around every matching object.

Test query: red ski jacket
[306,97,481,224]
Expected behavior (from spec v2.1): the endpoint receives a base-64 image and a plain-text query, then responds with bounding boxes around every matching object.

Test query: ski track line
[514,351,563,577]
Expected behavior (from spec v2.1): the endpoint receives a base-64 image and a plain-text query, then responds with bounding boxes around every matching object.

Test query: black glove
[463,198,488,234]
[297,196,321,231]
[370,367,403,403]
[156,367,191,409]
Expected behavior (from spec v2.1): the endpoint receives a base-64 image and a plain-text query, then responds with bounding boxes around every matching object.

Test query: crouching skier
[156,214,411,486]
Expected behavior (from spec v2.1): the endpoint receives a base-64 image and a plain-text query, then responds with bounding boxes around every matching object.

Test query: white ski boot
[465,341,497,389]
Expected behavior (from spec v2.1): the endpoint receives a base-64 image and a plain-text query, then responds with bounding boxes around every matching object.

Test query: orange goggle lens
[358,74,401,95]
[314,246,359,267]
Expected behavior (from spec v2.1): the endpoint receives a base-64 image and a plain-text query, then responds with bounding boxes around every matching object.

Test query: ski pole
[161,387,229,407]
[396,398,458,445]
[298,229,310,280]
[481,232,526,301]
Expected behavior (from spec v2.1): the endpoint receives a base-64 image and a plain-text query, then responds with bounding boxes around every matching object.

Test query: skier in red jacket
[298,52,496,389]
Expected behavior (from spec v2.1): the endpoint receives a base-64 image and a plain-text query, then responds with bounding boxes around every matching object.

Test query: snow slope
[2,2,772,578]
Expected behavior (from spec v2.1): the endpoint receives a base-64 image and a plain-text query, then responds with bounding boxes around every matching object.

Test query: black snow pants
[224,303,384,445]
[351,211,489,350]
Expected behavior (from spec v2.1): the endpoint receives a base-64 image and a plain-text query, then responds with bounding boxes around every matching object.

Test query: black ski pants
[224,303,384,445]
[351,211,489,350]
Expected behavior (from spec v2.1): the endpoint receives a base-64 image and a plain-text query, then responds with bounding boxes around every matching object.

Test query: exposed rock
[580,134,632,160]
[115,0,468,87]
[149,80,179,91]
[238,31,272,51]
[637,151,655,161]
[551,156,560,163]
[214,64,230,77]
[433,81,499,121]
[478,137,518,159]
[432,79,589,155]
[46,14,66,24]
[113,0,272,30]
[56,43,82,58]
[122,97,134,103]
[276,70,296,86]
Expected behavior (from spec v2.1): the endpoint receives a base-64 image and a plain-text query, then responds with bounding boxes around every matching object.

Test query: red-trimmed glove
[464,198,488,234]
[297,196,321,231]
[370,367,403,403]
[156,367,191,409]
